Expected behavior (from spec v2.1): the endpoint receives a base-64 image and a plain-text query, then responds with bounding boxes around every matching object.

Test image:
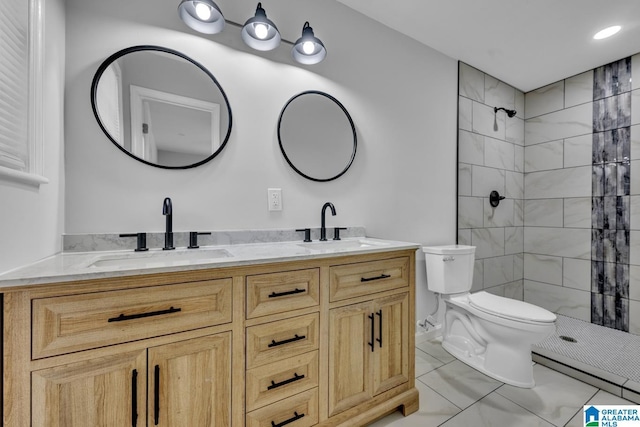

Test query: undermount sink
[298,239,390,253]
[87,248,233,269]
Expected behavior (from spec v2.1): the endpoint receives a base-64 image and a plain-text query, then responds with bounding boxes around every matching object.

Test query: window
[0,0,47,185]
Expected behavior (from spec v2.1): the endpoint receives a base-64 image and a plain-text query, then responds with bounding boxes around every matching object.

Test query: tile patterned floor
[368,335,636,427]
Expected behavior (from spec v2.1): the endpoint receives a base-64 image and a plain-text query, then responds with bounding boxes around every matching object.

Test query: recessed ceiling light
[593,25,621,40]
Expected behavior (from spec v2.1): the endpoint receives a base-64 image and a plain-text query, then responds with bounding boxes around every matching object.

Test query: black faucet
[320,202,336,241]
[162,197,174,250]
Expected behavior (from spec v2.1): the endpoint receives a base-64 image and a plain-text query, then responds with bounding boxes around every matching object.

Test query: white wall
[64,0,458,322]
[0,0,65,274]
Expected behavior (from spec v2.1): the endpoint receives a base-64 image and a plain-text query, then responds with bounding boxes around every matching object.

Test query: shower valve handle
[489,190,505,207]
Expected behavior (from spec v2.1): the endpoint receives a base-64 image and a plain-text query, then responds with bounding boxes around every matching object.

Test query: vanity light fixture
[593,25,621,40]
[178,0,225,34]
[292,22,327,65]
[241,3,281,51]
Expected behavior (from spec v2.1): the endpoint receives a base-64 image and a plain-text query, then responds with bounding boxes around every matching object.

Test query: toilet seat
[468,292,556,324]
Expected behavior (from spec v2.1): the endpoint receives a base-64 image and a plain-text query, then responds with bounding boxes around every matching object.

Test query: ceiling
[336,0,640,92]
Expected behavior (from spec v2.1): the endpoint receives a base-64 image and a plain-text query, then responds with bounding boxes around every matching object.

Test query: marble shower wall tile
[632,89,640,126]
[565,71,594,108]
[458,197,484,228]
[505,227,524,255]
[563,257,592,291]
[471,165,505,197]
[484,255,515,287]
[524,199,563,227]
[564,197,592,228]
[525,140,563,172]
[459,96,472,131]
[485,75,515,110]
[485,137,515,170]
[459,130,485,165]
[524,253,563,285]
[459,62,485,102]
[525,103,592,145]
[524,280,591,321]
[525,81,564,119]
[458,163,472,196]
[471,228,505,259]
[514,144,524,172]
[506,117,525,146]
[524,227,591,259]
[484,199,515,227]
[514,253,524,280]
[473,101,505,140]
[564,134,593,167]
[505,171,524,199]
[525,166,592,199]
[515,90,525,119]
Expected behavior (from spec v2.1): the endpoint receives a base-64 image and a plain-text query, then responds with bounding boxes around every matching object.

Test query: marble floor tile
[367,381,460,427]
[415,338,456,364]
[564,390,636,427]
[415,348,444,377]
[418,360,503,409]
[495,364,598,426]
[439,392,554,427]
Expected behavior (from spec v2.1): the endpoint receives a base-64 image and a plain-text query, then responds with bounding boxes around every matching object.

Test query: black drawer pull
[154,365,160,425]
[131,369,138,427]
[368,313,375,352]
[271,411,305,427]
[108,306,182,322]
[269,288,305,298]
[361,274,391,282]
[267,373,305,390]
[268,334,306,348]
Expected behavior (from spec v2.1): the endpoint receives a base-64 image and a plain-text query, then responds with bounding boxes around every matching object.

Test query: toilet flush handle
[443,256,455,262]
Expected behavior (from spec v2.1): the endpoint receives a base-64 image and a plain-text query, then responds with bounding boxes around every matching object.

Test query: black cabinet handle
[376,310,383,348]
[361,274,391,282]
[108,306,181,323]
[271,411,305,427]
[368,314,375,352]
[131,369,138,427]
[268,288,305,298]
[154,365,160,425]
[267,372,305,390]
[268,334,306,348]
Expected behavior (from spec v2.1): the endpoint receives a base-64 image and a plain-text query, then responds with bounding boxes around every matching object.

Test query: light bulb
[254,23,268,39]
[593,25,621,40]
[195,2,212,20]
[302,41,315,55]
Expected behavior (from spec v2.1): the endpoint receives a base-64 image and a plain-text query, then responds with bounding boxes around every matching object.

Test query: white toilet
[422,245,556,388]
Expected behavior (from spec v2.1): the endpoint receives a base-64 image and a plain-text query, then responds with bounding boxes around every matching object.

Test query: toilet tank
[422,245,475,294]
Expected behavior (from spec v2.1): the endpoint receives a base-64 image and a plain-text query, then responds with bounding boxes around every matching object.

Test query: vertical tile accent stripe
[592,57,632,332]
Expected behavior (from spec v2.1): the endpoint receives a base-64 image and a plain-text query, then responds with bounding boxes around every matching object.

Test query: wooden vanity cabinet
[3,248,418,427]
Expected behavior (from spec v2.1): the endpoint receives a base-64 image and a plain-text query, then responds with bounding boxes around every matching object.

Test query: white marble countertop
[0,238,420,290]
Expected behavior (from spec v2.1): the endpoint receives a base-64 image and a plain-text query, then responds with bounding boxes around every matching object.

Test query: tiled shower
[457,53,640,335]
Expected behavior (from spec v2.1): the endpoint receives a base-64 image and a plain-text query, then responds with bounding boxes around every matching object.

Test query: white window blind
[0,0,30,172]
[0,0,47,185]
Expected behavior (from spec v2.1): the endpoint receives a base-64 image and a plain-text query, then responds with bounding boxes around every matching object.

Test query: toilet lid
[468,292,556,323]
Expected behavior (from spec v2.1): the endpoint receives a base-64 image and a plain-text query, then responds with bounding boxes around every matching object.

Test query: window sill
[0,166,49,187]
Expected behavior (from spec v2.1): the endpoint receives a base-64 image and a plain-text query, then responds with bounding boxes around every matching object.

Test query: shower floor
[532,314,640,402]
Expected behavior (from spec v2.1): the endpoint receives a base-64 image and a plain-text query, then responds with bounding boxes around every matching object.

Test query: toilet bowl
[423,245,556,388]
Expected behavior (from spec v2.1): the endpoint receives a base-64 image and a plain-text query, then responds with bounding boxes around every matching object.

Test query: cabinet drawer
[32,279,232,359]
[246,350,319,411]
[247,269,319,319]
[330,257,409,302]
[246,388,318,427]
[246,313,319,369]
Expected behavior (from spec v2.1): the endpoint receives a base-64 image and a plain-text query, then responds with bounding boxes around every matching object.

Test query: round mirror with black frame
[91,45,233,169]
[278,91,357,182]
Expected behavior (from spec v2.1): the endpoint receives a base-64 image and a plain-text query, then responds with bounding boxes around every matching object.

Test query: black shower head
[494,107,517,118]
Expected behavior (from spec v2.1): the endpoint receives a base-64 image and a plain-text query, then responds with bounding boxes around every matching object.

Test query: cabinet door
[32,350,147,427]
[328,301,373,417]
[372,293,409,396]
[148,332,231,427]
